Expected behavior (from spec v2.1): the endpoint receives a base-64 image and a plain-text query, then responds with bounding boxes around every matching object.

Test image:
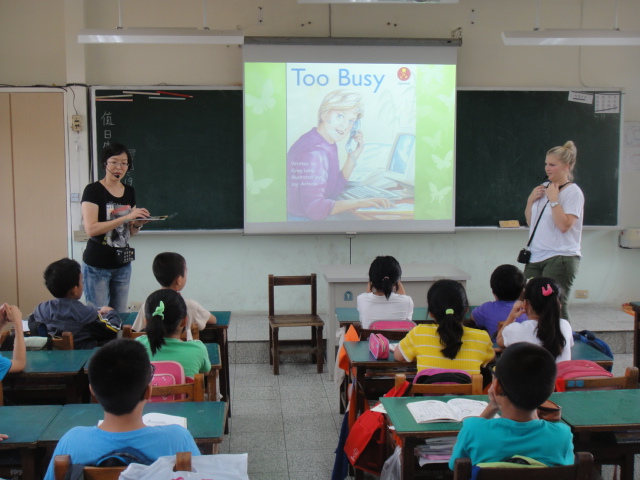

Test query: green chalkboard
[91,87,243,231]
[91,88,620,231]
[455,90,620,226]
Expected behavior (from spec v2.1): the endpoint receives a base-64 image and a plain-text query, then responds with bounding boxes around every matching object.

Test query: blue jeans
[82,263,132,314]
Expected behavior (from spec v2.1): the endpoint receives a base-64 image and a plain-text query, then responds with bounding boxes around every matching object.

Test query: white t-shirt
[529,183,584,263]
[132,297,211,341]
[356,292,414,329]
[502,319,574,362]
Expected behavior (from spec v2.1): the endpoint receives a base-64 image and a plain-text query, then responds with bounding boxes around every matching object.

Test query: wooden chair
[52,331,74,350]
[122,324,199,341]
[453,452,593,480]
[395,372,484,396]
[54,451,192,480]
[562,366,639,391]
[150,373,205,402]
[268,274,324,375]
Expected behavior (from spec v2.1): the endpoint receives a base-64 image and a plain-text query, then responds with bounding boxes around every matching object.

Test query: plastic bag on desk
[119,453,249,480]
[380,446,402,480]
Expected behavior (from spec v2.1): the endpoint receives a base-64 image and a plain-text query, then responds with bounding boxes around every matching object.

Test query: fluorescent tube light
[298,0,458,3]
[502,29,640,46]
[78,27,244,45]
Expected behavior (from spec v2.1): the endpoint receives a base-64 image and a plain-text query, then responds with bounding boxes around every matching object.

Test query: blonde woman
[524,141,583,319]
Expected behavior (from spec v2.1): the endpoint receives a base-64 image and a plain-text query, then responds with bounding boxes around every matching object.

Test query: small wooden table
[0,405,62,480]
[0,349,94,404]
[39,401,228,455]
[344,341,417,416]
[200,311,232,432]
[552,389,640,480]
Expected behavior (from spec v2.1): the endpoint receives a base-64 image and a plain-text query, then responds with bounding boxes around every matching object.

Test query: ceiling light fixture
[502,0,640,46]
[78,0,244,45]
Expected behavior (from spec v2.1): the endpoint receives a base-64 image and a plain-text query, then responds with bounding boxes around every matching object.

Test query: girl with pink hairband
[496,277,574,362]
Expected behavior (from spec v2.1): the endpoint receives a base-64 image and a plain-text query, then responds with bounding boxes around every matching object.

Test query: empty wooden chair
[54,451,192,480]
[453,452,593,480]
[268,274,324,375]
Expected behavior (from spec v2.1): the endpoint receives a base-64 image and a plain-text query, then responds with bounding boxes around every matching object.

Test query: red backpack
[555,360,613,392]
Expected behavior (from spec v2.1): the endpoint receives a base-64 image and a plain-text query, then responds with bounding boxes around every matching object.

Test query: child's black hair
[427,279,468,359]
[88,338,153,415]
[144,289,187,355]
[100,142,133,170]
[490,264,526,301]
[493,342,557,410]
[524,277,565,358]
[43,258,81,298]
[368,256,402,300]
[152,252,187,288]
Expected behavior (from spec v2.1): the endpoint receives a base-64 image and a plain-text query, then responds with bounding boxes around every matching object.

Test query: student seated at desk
[449,342,574,469]
[137,289,211,378]
[496,277,573,362]
[132,252,215,340]
[394,280,494,375]
[469,264,527,339]
[357,255,414,329]
[44,339,199,479]
[30,258,121,349]
[0,303,26,439]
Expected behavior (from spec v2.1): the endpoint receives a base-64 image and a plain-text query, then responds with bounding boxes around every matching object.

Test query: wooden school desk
[199,311,232,431]
[551,389,640,480]
[343,341,417,416]
[323,263,470,376]
[0,349,94,404]
[0,405,62,480]
[39,401,228,455]
[381,395,487,480]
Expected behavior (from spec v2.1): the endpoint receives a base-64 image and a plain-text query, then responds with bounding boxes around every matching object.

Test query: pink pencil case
[369,333,389,359]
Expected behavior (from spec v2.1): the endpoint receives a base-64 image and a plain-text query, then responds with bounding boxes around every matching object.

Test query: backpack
[555,359,613,392]
[572,330,613,367]
[413,368,472,386]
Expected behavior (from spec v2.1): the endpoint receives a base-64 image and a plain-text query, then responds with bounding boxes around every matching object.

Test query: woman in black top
[81,143,150,313]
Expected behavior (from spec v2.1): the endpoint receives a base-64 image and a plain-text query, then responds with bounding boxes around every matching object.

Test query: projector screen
[243,43,457,234]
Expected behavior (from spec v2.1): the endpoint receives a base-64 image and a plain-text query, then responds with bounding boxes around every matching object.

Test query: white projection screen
[243,42,457,234]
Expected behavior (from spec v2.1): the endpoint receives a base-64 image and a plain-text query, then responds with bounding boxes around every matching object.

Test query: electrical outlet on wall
[127,302,143,312]
[575,290,589,299]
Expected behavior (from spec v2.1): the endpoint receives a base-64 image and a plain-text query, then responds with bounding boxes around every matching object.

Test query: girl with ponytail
[357,256,414,329]
[394,280,494,375]
[137,289,211,378]
[497,277,573,362]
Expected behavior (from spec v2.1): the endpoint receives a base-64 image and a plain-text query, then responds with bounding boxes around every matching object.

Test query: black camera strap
[525,201,548,249]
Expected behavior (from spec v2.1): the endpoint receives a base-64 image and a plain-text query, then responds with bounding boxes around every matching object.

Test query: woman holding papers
[524,141,583,320]
[286,89,391,220]
[81,143,150,313]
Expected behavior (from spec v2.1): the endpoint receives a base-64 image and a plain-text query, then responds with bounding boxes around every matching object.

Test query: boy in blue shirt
[30,258,121,349]
[470,264,527,338]
[449,342,574,469]
[44,339,199,479]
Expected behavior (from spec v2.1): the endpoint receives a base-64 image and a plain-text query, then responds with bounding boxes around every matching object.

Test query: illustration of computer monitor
[384,133,415,187]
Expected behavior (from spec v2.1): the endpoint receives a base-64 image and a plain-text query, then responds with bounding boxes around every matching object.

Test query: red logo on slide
[397,67,411,81]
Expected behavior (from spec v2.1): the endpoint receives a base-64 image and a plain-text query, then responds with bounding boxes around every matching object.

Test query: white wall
[1,0,639,313]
